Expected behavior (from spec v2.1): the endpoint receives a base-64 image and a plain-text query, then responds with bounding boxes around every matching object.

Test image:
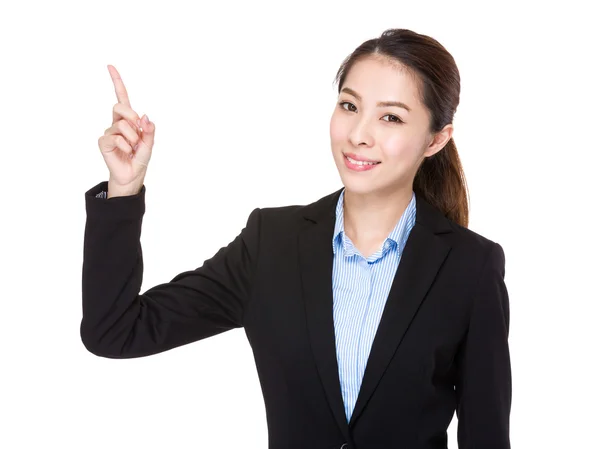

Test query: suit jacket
[81,181,511,449]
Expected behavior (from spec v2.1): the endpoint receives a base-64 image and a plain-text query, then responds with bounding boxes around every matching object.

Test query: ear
[424,124,454,158]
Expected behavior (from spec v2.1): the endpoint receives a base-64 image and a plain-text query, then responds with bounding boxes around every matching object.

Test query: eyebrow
[341,87,411,112]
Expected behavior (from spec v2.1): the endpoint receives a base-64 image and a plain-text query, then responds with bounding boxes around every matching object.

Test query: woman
[82,28,511,449]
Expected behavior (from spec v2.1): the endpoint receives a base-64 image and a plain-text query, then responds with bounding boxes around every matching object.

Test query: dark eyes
[338,101,404,124]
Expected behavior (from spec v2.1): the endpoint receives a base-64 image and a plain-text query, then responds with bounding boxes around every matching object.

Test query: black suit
[81,181,511,449]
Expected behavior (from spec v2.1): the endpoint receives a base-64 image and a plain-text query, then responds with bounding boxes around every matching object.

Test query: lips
[343,152,380,163]
[343,154,381,172]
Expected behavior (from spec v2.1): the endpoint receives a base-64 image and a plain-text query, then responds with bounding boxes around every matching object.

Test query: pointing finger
[107,65,132,107]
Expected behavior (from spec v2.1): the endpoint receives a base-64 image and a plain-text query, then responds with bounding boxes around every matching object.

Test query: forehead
[341,56,422,106]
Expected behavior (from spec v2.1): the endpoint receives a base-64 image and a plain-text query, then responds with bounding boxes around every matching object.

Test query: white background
[1,0,598,447]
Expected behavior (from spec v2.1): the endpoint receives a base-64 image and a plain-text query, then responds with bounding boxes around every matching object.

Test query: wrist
[107,179,143,199]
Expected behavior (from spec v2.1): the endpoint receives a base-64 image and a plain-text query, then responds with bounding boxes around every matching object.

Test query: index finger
[107,65,132,107]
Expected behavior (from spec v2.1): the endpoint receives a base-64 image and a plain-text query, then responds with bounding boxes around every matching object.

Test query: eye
[338,101,357,112]
[338,101,404,124]
[382,114,404,124]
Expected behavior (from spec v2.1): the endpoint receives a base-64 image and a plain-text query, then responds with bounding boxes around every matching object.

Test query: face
[330,56,452,197]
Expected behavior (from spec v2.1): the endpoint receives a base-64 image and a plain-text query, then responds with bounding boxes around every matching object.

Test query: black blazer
[81,181,511,449]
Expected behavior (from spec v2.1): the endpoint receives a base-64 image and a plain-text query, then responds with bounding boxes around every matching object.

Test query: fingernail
[136,118,141,127]
[143,114,150,123]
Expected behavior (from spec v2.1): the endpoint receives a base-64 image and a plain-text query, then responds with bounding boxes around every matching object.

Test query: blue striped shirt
[94,186,417,423]
[332,188,417,422]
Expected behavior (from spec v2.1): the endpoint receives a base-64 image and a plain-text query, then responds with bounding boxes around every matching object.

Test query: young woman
[83,28,511,449]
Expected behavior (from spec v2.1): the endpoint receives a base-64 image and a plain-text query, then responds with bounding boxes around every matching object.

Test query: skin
[329,55,453,257]
[98,65,156,197]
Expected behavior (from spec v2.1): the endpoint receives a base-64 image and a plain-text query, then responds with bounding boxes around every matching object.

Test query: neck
[343,186,414,243]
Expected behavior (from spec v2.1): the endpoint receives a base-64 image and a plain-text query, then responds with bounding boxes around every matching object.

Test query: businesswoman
[82,28,511,449]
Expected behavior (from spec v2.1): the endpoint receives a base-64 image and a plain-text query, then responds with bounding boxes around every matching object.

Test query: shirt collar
[332,188,417,259]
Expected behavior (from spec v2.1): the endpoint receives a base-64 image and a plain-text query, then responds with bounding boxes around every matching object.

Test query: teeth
[346,156,379,166]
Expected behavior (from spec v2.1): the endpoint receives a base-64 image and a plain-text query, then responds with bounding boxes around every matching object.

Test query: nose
[348,118,374,148]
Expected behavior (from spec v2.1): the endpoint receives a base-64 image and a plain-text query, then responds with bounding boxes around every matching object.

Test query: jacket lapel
[348,196,453,426]
[299,188,454,437]
[298,188,350,441]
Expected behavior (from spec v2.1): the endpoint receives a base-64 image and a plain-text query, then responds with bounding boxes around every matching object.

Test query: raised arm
[81,181,261,358]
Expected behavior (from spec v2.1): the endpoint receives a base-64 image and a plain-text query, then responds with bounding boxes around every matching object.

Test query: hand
[97,65,155,196]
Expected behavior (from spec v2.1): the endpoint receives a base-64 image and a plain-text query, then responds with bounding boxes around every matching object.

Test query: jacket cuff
[84,180,146,221]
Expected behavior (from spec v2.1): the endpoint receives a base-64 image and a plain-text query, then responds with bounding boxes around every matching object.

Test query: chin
[338,174,381,196]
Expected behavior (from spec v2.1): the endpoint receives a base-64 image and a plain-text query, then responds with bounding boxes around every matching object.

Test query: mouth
[343,153,381,171]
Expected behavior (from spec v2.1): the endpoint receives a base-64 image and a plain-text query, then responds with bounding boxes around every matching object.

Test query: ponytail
[413,137,470,228]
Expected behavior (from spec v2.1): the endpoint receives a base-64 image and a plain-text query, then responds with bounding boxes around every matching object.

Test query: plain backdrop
[1,0,598,447]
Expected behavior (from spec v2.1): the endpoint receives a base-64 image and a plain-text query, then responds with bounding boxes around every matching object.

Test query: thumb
[132,114,154,164]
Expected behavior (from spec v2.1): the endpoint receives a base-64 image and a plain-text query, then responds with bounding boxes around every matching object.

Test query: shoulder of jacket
[256,204,306,227]
[443,218,503,256]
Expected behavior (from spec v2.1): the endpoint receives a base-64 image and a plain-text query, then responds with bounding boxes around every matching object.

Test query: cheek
[329,115,347,143]
[380,132,422,160]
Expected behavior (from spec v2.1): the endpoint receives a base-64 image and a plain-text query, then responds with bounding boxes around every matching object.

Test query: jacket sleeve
[456,242,512,449]
[80,181,261,358]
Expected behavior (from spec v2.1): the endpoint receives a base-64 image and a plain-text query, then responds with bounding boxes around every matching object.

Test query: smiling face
[330,55,452,197]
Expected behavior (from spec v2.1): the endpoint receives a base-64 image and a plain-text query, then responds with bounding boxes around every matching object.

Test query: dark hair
[333,28,470,228]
